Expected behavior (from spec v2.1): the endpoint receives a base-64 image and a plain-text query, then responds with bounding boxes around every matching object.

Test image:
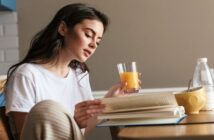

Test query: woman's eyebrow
[85,28,102,39]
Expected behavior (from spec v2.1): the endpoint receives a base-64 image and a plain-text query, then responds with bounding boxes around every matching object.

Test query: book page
[101,92,178,112]
[98,106,185,120]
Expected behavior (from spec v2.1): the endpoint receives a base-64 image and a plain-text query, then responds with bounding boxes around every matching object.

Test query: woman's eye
[85,33,92,38]
[96,42,100,46]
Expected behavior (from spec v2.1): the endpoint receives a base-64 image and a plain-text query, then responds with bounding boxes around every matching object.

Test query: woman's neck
[40,52,72,78]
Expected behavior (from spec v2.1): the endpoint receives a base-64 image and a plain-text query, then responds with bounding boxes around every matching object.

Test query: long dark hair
[6,3,109,81]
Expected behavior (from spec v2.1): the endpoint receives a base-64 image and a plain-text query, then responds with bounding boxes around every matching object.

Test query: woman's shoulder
[17,63,38,71]
[13,63,41,77]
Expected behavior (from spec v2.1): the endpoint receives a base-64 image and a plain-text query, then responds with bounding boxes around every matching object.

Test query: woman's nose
[89,40,97,49]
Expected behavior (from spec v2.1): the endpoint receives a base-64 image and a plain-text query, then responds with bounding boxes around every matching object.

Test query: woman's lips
[83,49,91,57]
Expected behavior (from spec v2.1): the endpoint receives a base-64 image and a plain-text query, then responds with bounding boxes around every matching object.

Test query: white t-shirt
[6,63,94,115]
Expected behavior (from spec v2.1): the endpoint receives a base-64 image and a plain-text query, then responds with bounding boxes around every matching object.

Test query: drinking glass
[117,62,140,93]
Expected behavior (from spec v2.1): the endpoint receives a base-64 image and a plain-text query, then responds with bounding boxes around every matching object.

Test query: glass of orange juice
[117,62,140,93]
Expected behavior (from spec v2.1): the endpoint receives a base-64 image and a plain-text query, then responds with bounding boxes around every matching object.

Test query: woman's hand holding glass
[105,76,141,98]
[74,100,105,128]
[104,83,126,98]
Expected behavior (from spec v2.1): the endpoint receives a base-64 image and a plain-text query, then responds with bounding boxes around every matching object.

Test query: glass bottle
[192,57,214,110]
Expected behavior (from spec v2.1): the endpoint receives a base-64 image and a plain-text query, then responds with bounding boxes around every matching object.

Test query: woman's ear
[58,21,68,36]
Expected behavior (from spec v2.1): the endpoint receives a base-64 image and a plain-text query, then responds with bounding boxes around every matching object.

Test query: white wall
[0,12,19,75]
[17,0,214,91]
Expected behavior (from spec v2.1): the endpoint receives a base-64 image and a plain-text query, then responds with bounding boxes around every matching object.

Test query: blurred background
[1,0,214,90]
[19,0,214,90]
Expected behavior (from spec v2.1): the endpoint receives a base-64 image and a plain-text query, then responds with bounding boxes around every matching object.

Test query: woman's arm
[9,112,28,140]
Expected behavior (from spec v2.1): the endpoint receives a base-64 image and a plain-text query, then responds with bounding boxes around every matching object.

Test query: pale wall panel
[17,0,214,90]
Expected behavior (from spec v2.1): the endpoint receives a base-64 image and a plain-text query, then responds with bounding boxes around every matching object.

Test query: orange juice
[120,72,139,90]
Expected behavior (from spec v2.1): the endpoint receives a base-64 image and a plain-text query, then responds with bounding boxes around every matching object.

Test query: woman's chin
[76,57,88,63]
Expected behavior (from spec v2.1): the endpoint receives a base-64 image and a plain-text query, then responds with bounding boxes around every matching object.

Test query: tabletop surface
[118,111,214,140]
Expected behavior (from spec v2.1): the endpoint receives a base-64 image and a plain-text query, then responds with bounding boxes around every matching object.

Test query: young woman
[5,3,125,140]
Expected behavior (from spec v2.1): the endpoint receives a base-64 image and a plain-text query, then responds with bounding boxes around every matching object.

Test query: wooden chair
[0,76,12,139]
[0,119,9,140]
[0,106,16,140]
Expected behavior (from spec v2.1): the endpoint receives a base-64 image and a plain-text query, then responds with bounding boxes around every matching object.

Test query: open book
[97,92,186,126]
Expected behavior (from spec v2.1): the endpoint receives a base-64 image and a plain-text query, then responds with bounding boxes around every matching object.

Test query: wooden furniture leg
[110,126,121,140]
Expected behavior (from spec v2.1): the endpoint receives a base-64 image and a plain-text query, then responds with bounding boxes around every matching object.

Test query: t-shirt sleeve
[6,74,36,114]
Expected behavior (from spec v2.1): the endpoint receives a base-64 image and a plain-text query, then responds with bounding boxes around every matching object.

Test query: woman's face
[61,19,104,62]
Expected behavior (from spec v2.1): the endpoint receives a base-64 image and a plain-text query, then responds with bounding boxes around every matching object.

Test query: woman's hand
[74,100,105,128]
[104,83,126,98]
[105,73,142,98]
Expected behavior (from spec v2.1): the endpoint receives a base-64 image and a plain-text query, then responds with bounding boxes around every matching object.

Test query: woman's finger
[76,114,91,122]
[75,105,105,116]
[75,100,103,108]
[75,102,105,118]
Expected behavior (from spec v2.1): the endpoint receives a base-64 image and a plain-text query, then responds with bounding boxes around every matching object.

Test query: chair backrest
[0,106,15,140]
